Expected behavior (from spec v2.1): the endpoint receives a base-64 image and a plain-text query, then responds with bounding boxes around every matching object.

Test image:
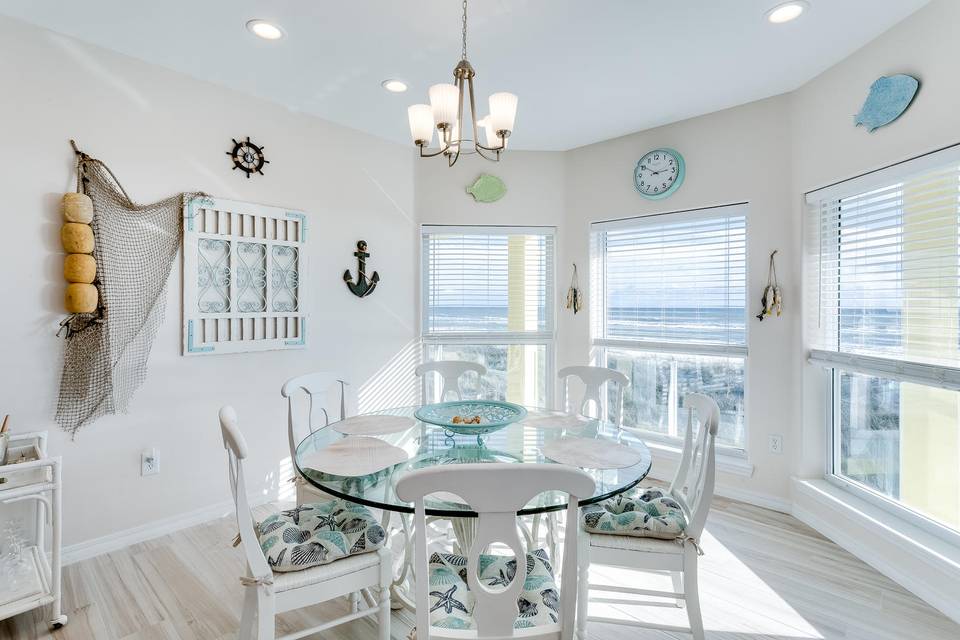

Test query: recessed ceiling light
[246,19,284,40]
[381,79,408,93]
[766,1,808,24]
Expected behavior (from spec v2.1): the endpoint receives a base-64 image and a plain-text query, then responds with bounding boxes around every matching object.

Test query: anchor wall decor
[343,240,380,298]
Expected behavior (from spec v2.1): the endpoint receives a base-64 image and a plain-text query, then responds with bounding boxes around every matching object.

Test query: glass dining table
[294,404,652,610]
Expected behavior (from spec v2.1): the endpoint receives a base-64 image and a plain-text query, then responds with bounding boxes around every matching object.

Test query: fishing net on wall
[56,151,203,436]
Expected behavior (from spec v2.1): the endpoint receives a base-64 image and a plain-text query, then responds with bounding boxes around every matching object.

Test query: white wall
[0,16,418,550]
[789,0,960,622]
[415,98,798,507]
[793,0,960,478]
[561,95,796,506]
[415,152,566,229]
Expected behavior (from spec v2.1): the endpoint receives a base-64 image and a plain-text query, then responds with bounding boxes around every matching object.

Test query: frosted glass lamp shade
[429,83,459,128]
[488,92,518,134]
[480,117,507,149]
[408,104,434,145]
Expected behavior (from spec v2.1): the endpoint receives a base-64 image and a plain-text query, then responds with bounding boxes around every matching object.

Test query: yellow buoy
[65,283,98,314]
[61,223,94,253]
[64,254,96,283]
[62,192,94,224]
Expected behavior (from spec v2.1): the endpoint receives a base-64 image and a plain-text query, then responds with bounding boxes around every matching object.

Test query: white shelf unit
[0,432,66,629]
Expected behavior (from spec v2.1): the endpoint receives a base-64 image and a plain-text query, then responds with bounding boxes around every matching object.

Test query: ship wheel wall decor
[226,136,269,178]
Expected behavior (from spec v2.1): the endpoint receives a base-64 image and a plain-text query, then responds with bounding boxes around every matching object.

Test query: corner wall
[0,16,418,551]
[561,95,796,506]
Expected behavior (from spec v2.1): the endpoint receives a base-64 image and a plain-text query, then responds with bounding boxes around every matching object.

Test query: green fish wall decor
[466,174,507,203]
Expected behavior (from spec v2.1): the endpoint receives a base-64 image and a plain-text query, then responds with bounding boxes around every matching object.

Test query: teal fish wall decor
[854,74,919,132]
[466,174,506,203]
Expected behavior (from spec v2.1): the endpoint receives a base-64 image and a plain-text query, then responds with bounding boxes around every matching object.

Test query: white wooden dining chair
[576,394,720,640]
[415,360,487,403]
[396,463,595,640]
[218,406,391,640]
[558,366,629,427]
[281,372,349,504]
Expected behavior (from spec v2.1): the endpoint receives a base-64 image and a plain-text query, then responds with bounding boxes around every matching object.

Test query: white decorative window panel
[182,196,307,355]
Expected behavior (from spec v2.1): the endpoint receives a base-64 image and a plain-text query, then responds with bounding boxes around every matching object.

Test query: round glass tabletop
[294,405,652,517]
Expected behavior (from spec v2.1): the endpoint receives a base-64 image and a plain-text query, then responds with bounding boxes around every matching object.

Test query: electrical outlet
[141,448,159,476]
[768,435,784,455]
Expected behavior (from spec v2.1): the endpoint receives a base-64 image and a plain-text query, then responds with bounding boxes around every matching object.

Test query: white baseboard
[63,492,275,565]
[792,478,960,626]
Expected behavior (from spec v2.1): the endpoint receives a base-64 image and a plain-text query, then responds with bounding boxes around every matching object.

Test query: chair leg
[239,586,257,640]
[256,590,276,640]
[377,547,392,640]
[576,535,590,640]
[683,549,704,640]
[350,591,360,613]
[671,570,684,608]
[378,585,391,640]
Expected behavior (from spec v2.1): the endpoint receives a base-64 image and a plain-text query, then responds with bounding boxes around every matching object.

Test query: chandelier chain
[461,0,468,60]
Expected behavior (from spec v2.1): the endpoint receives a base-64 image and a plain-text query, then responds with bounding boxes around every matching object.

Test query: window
[421,226,554,406]
[808,145,960,538]
[590,205,748,451]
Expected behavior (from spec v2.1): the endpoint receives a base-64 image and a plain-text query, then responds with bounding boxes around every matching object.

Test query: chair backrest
[415,360,487,403]
[396,463,594,640]
[558,365,629,425]
[218,406,271,582]
[668,393,720,539]
[281,372,349,462]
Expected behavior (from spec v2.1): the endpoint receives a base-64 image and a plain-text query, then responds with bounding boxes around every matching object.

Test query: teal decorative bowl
[415,400,528,436]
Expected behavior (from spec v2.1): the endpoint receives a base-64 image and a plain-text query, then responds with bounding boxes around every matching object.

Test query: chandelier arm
[474,146,501,162]
[467,75,482,152]
[476,139,507,153]
[418,144,449,159]
[448,145,461,167]
[456,76,466,148]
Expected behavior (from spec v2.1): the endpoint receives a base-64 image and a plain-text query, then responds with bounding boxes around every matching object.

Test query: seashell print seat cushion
[257,500,386,572]
[581,487,687,539]
[427,548,560,630]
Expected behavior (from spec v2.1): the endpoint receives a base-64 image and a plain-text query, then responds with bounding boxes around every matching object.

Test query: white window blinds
[807,145,960,377]
[590,205,747,355]
[422,226,554,335]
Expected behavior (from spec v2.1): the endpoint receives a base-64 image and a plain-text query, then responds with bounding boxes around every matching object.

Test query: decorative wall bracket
[343,240,380,298]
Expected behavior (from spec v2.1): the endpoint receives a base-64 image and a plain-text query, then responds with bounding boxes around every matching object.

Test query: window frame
[419,224,557,408]
[807,143,960,544]
[590,203,750,455]
[825,367,960,547]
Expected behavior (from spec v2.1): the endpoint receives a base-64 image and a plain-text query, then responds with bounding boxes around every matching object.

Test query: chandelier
[406,0,518,167]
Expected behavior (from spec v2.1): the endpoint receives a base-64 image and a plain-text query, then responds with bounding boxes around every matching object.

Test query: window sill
[792,477,960,624]
[643,440,754,477]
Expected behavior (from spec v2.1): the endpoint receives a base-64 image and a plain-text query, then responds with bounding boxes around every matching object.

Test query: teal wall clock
[634,148,685,200]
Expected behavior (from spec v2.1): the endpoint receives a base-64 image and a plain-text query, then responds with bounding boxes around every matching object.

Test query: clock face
[634,149,685,199]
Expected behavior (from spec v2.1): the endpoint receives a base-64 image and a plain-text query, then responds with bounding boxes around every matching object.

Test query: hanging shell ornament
[756,250,782,321]
[466,174,507,203]
[566,263,583,314]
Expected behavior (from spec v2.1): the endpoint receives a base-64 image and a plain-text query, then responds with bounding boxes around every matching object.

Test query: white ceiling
[0,0,930,150]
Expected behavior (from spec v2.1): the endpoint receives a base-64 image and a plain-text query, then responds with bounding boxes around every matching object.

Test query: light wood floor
[2,496,958,639]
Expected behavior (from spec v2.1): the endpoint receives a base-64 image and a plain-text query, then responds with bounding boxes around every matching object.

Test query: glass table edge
[292,452,652,518]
